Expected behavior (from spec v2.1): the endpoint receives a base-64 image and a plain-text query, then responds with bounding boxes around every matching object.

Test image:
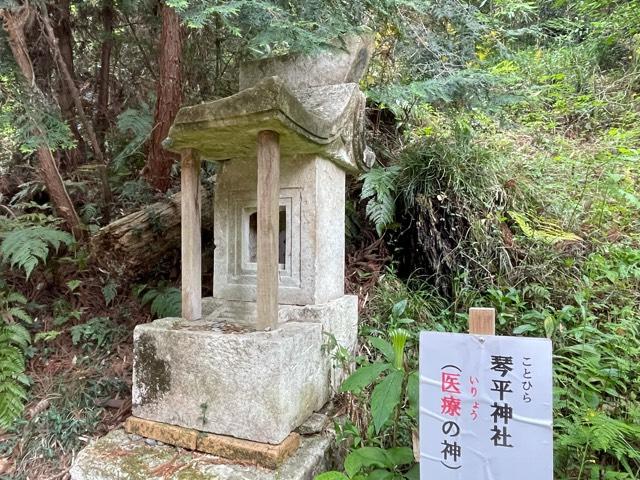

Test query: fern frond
[0,324,29,429]
[113,106,153,169]
[508,210,582,243]
[0,226,75,278]
[360,166,401,236]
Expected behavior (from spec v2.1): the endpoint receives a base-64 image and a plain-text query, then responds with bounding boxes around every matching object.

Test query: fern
[0,287,32,429]
[360,166,401,236]
[0,226,75,278]
[508,210,582,243]
[112,105,153,170]
[137,283,181,318]
[368,70,497,115]
[0,335,29,429]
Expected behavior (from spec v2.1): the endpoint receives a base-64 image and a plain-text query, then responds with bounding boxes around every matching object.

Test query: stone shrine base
[124,416,300,469]
[132,295,358,445]
[70,420,340,480]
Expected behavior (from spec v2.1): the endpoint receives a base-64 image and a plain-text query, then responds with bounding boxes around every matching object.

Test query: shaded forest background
[0,0,639,479]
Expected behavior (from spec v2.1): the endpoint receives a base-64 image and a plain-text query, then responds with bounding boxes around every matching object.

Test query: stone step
[70,428,336,480]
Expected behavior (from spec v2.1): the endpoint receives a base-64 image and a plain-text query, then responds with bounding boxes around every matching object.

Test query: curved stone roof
[163,76,365,171]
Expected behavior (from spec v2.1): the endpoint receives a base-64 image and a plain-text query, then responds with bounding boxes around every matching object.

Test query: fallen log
[91,188,213,276]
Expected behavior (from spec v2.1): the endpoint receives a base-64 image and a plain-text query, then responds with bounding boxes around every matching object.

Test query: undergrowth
[334,32,640,480]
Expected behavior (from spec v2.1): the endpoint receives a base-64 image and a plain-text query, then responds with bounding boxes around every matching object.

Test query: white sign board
[419,332,553,480]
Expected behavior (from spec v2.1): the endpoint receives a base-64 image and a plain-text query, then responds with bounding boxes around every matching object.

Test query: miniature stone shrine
[71,36,371,479]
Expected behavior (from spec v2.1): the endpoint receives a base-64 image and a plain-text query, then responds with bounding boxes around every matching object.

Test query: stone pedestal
[132,296,358,444]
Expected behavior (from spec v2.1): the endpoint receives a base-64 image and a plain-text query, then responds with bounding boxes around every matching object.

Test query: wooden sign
[419,309,553,479]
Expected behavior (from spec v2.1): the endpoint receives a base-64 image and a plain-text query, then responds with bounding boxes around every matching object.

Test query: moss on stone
[176,466,217,480]
[134,333,171,404]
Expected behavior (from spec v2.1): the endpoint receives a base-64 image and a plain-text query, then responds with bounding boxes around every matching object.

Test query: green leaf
[340,363,390,393]
[102,279,118,306]
[314,473,349,480]
[371,370,404,433]
[513,324,537,335]
[360,166,401,236]
[406,371,418,417]
[34,331,61,343]
[345,447,391,477]
[392,299,408,317]
[404,464,419,480]
[368,336,395,363]
[66,279,81,292]
[368,470,394,480]
[0,226,74,278]
[543,316,555,338]
[385,447,414,466]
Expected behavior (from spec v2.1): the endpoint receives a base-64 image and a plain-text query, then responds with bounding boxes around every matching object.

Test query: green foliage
[341,363,390,394]
[101,279,118,306]
[5,369,128,475]
[0,225,75,278]
[0,323,29,429]
[70,317,122,350]
[370,370,403,434]
[344,32,640,473]
[0,68,75,164]
[508,210,582,243]
[360,166,400,236]
[112,104,153,171]
[326,318,418,479]
[136,283,181,318]
[166,0,365,57]
[0,285,32,429]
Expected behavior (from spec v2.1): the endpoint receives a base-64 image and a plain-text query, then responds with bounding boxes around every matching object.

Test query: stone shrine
[71,37,371,479]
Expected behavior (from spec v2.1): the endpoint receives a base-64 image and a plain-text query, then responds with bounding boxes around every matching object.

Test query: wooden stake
[468,307,495,335]
[181,149,201,321]
[256,130,280,330]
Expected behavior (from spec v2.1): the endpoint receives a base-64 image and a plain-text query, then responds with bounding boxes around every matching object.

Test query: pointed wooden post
[256,130,280,330]
[468,307,495,335]
[181,149,201,321]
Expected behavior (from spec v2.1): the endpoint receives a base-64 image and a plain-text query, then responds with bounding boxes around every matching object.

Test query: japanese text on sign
[419,332,553,480]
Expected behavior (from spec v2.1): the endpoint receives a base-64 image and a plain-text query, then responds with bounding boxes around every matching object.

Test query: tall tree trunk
[144,3,183,192]
[50,0,84,169]
[40,5,114,222]
[0,6,84,239]
[95,0,114,148]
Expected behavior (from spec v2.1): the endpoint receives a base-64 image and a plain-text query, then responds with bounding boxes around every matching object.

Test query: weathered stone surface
[213,155,347,306]
[125,417,197,451]
[197,429,300,468]
[132,320,330,444]
[239,35,373,90]
[164,77,364,172]
[124,416,300,469]
[70,429,338,480]
[198,296,359,392]
[281,295,359,391]
[296,413,329,436]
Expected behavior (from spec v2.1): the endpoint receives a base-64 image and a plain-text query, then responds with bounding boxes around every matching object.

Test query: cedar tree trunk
[144,3,182,192]
[95,0,114,148]
[51,0,85,168]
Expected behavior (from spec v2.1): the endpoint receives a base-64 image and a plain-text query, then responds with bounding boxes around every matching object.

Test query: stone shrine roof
[163,76,365,171]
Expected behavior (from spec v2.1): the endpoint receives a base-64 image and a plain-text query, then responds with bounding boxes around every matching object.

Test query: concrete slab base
[70,428,339,480]
[124,416,301,469]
